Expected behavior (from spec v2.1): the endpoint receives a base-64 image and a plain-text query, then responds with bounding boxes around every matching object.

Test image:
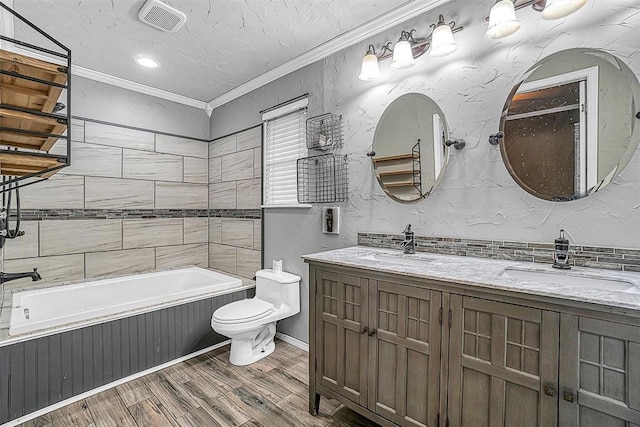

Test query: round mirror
[500,48,640,201]
[372,93,449,203]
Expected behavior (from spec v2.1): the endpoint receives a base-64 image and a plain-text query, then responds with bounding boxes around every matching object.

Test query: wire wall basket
[297,154,348,203]
[306,113,343,151]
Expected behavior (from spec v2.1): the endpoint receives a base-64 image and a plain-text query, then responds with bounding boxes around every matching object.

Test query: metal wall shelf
[0,2,71,192]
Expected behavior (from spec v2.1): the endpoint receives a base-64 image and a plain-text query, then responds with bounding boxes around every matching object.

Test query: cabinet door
[448,295,559,427]
[559,315,640,426]
[315,269,369,406]
[368,279,442,427]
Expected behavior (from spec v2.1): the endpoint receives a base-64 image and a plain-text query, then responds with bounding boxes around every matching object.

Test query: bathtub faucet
[0,268,41,283]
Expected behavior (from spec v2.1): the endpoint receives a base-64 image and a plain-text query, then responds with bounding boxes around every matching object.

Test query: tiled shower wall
[208,126,263,278]
[2,119,213,287]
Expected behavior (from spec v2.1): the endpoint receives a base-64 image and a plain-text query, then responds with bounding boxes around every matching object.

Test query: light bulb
[391,33,415,70]
[358,45,381,81]
[430,16,458,57]
[541,0,587,19]
[485,0,521,39]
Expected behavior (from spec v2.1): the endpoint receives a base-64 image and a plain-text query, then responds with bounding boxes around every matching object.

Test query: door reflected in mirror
[372,93,449,203]
[500,48,640,201]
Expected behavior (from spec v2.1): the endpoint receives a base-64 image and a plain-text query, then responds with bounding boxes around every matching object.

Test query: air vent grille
[138,0,187,33]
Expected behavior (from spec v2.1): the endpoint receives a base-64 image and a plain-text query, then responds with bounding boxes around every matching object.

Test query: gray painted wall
[72,77,210,140]
[210,0,640,343]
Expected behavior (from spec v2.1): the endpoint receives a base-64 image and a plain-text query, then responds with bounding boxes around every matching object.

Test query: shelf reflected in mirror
[372,93,450,203]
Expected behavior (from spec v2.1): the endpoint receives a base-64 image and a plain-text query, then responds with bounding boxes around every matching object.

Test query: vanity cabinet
[314,269,442,427]
[447,295,559,427]
[559,315,640,426]
[308,262,640,427]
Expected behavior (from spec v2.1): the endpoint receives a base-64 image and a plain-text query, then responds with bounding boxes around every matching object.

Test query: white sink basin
[359,253,434,268]
[500,268,640,293]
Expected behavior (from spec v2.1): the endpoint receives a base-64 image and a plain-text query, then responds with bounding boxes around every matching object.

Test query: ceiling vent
[138,0,187,33]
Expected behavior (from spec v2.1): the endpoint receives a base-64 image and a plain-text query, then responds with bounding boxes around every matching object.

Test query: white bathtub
[9,267,244,337]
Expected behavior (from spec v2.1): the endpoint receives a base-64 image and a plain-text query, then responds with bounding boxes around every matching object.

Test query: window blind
[263,107,308,206]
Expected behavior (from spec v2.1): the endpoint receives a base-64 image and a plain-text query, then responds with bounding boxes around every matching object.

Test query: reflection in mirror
[500,48,640,201]
[372,93,449,203]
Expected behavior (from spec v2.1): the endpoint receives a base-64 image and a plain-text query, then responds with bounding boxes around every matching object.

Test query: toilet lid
[213,299,275,324]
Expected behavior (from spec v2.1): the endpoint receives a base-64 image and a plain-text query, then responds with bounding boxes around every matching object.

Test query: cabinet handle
[563,390,575,403]
[544,384,555,397]
[368,328,377,337]
[361,327,368,335]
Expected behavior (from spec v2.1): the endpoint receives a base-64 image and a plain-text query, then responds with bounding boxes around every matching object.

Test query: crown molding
[70,64,210,111]
[207,0,454,110]
[6,44,211,113]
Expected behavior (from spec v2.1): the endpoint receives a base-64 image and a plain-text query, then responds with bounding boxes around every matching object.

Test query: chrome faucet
[400,224,415,254]
[552,229,571,270]
[0,268,41,283]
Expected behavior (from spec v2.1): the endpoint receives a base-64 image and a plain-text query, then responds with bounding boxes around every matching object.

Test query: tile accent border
[11,209,261,220]
[358,232,640,272]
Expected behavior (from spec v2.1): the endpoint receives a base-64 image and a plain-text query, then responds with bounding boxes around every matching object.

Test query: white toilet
[211,269,301,365]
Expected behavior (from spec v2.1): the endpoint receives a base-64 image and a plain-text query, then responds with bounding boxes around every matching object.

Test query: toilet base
[229,322,277,366]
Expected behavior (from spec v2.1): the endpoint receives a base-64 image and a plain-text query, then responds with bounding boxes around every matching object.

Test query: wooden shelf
[384,181,419,188]
[0,151,66,178]
[372,153,419,163]
[0,48,68,154]
[378,170,419,177]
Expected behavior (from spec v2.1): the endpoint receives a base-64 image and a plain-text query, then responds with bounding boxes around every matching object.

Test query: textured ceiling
[12,0,412,102]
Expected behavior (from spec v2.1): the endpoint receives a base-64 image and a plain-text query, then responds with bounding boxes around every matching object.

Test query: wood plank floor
[19,340,381,427]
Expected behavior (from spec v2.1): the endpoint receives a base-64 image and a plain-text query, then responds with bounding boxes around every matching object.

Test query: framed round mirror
[499,48,640,201]
[372,93,449,203]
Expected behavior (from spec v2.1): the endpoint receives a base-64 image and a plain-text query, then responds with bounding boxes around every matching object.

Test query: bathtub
[9,267,244,336]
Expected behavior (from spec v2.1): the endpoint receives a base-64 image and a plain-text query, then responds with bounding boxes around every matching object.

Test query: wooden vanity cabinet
[312,268,442,427]
[558,315,640,426]
[308,263,640,427]
[447,295,559,427]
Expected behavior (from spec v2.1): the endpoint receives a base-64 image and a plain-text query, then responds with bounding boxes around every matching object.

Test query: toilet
[211,269,301,366]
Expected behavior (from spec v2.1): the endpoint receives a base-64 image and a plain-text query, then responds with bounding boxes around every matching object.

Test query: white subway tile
[156,243,208,269]
[85,122,154,151]
[209,243,236,274]
[123,218,183,249]
[156,134,207,159]
[85,248,155,278]
[155,182,208,209]
[19,175,84,209]
[184,157,208,184]
[184,218,208,244]
[122,149,183,182]
[236,126,262,151]
[85,177,154,209]
[39,219,122,256]
[221,150,254,182]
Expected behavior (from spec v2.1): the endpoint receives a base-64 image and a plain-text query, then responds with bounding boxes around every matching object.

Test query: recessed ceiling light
[135,56,160,68]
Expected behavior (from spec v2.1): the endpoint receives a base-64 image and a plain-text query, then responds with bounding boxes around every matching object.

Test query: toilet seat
[213,299,274,324]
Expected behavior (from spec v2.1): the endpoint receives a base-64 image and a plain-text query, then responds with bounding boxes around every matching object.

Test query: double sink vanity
[304,246,640,427]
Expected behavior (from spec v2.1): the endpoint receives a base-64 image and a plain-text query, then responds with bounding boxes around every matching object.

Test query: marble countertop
[302,246,640,314]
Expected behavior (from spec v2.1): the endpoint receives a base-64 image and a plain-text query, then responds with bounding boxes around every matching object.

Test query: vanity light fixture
[391,31,416,70]
[540,0,587,20]
[486,0,587,39]
[358,18,463,81]
[429,15,459,57]
[486,0,521,39]
[358,45,383,81]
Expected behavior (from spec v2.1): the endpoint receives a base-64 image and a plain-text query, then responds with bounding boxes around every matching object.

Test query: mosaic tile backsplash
[358,232,640,272]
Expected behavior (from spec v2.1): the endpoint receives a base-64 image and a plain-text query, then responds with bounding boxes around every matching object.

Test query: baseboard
[2,340,231,427]
[276,331,309,352]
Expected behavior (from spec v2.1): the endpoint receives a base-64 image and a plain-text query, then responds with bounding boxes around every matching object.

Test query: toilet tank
[255,269,300,310]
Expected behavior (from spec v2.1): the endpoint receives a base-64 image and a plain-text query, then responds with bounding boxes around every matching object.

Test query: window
[262,97,308,207]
